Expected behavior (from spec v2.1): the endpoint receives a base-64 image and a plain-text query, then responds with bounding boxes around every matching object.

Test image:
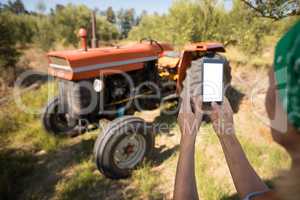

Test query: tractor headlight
[93,79,104,92]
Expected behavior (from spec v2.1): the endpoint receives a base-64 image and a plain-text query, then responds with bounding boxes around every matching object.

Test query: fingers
[211,101,221,119]
[210,98,235,135]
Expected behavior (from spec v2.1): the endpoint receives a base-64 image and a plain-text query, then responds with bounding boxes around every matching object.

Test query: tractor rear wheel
[94,116,155,179]
[182,53,231,97]
[182,53,232,121]
[41,96,84,137]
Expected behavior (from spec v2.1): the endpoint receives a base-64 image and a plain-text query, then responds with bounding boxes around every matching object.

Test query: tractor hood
[47,42,173,80]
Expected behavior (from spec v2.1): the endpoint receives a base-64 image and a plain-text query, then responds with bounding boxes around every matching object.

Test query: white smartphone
[202,59,224,102]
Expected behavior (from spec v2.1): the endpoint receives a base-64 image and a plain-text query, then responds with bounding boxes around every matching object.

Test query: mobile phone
[202,58,224,103]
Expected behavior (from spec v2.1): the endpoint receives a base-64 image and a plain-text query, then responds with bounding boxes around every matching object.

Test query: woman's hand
[174,90,202,200]
[210,97,235,136]
[177,89,203,142]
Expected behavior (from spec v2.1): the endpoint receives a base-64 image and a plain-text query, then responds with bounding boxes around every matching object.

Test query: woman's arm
[210,98,269,199]
[218,133,269,198]
[173,94,203,200]
[174,135,199,200]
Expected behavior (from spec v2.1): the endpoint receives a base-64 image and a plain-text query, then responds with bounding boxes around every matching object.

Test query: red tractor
[42,28,231,178]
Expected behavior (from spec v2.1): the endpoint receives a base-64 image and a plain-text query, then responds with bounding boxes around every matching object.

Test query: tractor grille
[49,56,70,67]
[59,80,100,118]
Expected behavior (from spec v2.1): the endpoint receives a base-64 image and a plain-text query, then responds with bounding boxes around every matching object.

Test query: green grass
[225,46,273,69]
[0,80,164,199]
[132,163,163,200]
[55,160,163,200]
[56,161,102,200]
[195,130,234,200]
[0,82,63,199]
[1,82,56,133]
[193,125,290,200]
[1,82,61,151]
[12,121,62,151]
[0,80,292,200]
[0,149,36,200]
[238,136,290,177]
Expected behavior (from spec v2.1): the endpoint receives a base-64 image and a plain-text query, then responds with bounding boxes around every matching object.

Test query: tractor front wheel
[94,116,155,179]
[41,96,84,137]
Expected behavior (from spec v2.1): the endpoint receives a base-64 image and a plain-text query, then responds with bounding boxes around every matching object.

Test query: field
[0,46,291,200]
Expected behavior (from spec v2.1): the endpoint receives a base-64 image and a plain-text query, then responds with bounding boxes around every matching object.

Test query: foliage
[106,6,116,24]
[226,0,272,53]
[129,0,274,54]
[0,2,120,51]
[0,11,20,75]
[117,8,136,38]
[95,15,119,41]
[50,4,119,46]
[135,10,148,25]
[130,0,228,46]
[241,0,300,20]
[33,16,56,50]
[129,14,168,42]
[1,0,27,14]
[52,4,93,46]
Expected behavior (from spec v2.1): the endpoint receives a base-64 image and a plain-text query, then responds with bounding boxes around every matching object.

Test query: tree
[55,4,65,11]
[129,14,167,41]
[5,0,27,14]
[36,0,46,14]
[135,10,147,25]
[52,4,119,46]
[129,0,271,54]
[241,0,300,20]
[106,6,116,24]
[52,4,92,46]
[34,16,56,50]
[0,12,20,81]
[95,15,119,41]
[227,0,272,53]
[118,8,136,38]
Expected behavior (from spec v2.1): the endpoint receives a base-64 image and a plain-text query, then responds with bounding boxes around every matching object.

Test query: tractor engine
[108,75,129,101]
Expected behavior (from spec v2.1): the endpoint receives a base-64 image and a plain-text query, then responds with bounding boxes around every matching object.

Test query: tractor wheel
[41,96,84,137]
[94,116,155,179]
[182,54,232,120]
[182,53,231,98]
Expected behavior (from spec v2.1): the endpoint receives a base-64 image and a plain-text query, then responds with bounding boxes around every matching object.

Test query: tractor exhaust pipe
[78,28,88,51]
[91,11,98,48]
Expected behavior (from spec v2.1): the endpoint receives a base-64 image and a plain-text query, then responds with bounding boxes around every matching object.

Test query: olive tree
[241,0,300,20]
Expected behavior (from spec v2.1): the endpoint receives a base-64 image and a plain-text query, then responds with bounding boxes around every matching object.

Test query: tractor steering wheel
[140,38,164,53]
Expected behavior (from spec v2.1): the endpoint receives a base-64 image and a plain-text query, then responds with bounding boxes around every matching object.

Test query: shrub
[0,11,21,82]
[129,0,273,54]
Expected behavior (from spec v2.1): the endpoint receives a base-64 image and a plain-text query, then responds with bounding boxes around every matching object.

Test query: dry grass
[0,45,292,200]
[224,46,274,69]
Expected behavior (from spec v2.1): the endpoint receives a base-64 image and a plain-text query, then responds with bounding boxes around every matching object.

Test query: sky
[0,0,233,14]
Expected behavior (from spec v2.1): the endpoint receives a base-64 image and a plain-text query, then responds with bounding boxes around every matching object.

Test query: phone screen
[202,59,224,102]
